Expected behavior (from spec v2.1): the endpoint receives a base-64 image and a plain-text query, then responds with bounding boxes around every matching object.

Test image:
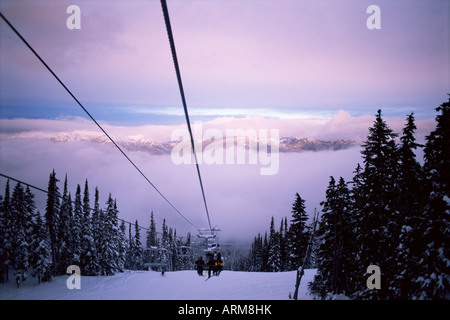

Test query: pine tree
[125,222,135,270]
[133,220,143,270]
[0,192,4,283]
[170,228,179,271]
[160,219,171,270]
[419,98,450,299]
[357,110,400,299]
[347,163,365,293]
[279,217,288,271]
[58,175,73,273]
[249,233,263,271]
[117,219,127,272]
[310,176,353,298]
[288,193,309,270]
[101,195,121,275]
[262,231,269,272]
[393,113,427,299]
[24,186,35,248]
[267,216,281,272]
[10,183,31,273]
[80,180,96,275]
[45,170,61,274]
[72,184,82,266]
[0,180,11,283]
[30,212,52,283]
[91,187,102,275]
[146,211,158,249]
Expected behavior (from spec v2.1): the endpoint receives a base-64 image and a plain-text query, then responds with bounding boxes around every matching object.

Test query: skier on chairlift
[207,254,216,278]
[195,256,205,276]
[215,253,223,276]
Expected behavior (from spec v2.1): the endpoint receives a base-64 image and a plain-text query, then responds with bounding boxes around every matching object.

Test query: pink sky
[1,0,448,119]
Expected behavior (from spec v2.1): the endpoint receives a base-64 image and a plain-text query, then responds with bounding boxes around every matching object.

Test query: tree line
[0,172,192,284]
[241,98,449,300]
[235,193,312,273]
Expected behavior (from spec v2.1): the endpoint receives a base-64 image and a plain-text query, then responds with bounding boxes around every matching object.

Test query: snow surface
[0,269,317,300]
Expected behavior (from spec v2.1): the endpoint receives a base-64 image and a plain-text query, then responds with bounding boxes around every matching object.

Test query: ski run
[0,269,317,300]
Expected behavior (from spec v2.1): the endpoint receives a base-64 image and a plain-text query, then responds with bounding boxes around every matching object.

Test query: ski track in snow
[0,269,317,300]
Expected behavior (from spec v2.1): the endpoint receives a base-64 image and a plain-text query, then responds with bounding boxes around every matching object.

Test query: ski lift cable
[160,0,212,231]
[0,12,198,230]
[0,172,190,240]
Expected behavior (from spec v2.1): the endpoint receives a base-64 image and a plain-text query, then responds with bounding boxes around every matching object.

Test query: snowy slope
[0,269,317,300]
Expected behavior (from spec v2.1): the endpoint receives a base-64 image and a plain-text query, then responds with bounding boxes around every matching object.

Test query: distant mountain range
[2,131,359,154]
[278,136,358,152]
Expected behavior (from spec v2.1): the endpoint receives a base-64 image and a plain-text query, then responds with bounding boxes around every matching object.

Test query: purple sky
[1,0,448,120]
[0,0,448,243]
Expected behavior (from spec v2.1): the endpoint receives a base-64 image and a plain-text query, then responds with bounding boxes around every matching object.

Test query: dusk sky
[0,0,448,243]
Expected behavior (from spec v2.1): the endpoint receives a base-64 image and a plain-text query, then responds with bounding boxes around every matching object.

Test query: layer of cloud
[0,111,436,243]
[0,109,436,148]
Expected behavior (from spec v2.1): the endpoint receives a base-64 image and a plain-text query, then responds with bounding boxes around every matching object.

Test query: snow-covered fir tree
[310,176,353,298]
[356,109,400,299]
[393,113,428,299]
[267,216,282,272]
[58,175,74,274]
[90,187,102,275]
[146,211,158,248]
[100,194,121,275]
[30,212,52,283]
[419,98,450,299]
[0,180,11,283]
[45,170,61,274]
[80,180,97,275]
[133,220,144,270]
[10,183,31,274]
[288,193,309,270]
[72,184,82,266]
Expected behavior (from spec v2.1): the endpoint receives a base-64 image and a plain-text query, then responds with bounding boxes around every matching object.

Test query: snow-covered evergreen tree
[419,98,450,299]
[279,217,288,271]
[58,175,73,274]
[117,218,127,272]
[125,222,135,270]
[11,183,31,273]
[72,184,82,266]
[393,113,428,299]
[310,176,353,298]
[80,180,96,275]
[133,220,143,270]
[30,212,52,283]
[267,216,281,272]
[262,232,269,272]
[249,233,263,271]
[0,180,12,283]
[356,110,400,299]
[45,170,61,274]
[169,228,179,271]
[99,195,122,275]
[288,193,309,270]
[146,211,157,249]
[90,187,102,275]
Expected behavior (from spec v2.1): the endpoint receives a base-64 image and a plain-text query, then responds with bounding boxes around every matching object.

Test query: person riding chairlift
[195,256,205,276]
[207,255,216,278]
